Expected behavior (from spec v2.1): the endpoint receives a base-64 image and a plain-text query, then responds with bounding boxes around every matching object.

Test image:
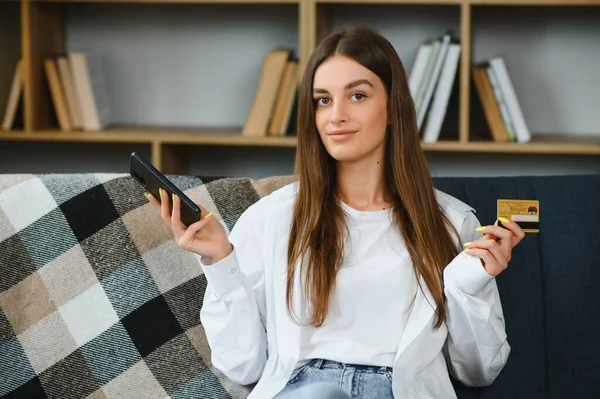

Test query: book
[421,39,461,143]
[408,41,435,110]
[472,63,511,143]
[44,58,72,132]
[488,56,530,143]
[416,32,452,131]
[2,59,23,131]
[242,48,291,137]
[486,65,516,141]
[57,56,83,130]
[69,52,113,131]
[268,59,299,137]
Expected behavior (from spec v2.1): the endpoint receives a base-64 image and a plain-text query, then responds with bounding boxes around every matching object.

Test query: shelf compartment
[469,4,600,143]
[23,1,301,133]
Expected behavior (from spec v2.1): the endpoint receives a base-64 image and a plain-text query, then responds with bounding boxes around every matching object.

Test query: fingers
[158,188,172,225]
[476,218,523,251]
[481,219,499,242]
[465,238,509,265]
[195,203,212,220]
[478,218,525,245]
[171,193,186,239]
[176,212,214,251]
[463,216,527,277]
[477,224,514,256]
[144,190,215,249]
[464,247,505,277]
[498,217,526,245]
[145,192,161,210]
[145,190,171,226]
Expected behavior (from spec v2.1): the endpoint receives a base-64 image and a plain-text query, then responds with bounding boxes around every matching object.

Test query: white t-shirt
[297,201,418,369]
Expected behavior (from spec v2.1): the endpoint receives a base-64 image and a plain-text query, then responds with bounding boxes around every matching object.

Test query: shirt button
[231,268,236,274]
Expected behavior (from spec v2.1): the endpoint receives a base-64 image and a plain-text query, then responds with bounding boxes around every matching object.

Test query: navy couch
[1,173,598,399]
[434,175,600,399]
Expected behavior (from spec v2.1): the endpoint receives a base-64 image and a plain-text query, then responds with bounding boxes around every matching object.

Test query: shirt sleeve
[442,210,511,387]
[197,203,268,386]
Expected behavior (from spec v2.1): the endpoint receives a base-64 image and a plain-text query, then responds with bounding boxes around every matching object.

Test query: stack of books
[1,52,113,132]
[408,31,462,143]
[471,56,531,143]
[242,48,299,138]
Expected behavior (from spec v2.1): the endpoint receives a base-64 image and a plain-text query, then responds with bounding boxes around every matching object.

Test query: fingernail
[498,217,510,224]
[475,226,486,232]
[464,248,471,253]
[462,242,472,247]
[159,188,163,198]
[144,192,149,200]
[203,212,213,220]
[172,193,175,203]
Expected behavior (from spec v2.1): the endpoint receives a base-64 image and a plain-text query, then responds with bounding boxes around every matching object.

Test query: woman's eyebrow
[313,79,374,94]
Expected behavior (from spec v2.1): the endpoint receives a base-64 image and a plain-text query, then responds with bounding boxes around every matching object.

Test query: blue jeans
[276,359,394,399]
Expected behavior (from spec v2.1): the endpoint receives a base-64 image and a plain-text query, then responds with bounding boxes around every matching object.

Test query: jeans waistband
[311,358,393,374]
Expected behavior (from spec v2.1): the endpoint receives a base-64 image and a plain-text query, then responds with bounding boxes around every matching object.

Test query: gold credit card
[497,199,540,233]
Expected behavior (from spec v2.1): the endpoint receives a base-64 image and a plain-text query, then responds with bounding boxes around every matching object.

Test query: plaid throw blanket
[0,173,297,399]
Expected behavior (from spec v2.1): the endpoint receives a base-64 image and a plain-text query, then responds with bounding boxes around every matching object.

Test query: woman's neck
[336,158,392,211]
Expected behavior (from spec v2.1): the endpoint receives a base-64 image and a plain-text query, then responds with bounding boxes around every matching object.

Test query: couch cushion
[0,173,295,399]
[434,177,547,399]
[530,175,600,399]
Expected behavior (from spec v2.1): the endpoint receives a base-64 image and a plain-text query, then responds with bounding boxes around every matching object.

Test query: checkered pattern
[0,173,296,399]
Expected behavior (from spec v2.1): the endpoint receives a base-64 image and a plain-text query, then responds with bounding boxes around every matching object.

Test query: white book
[417,33,452,131]
[409,43,434,105]
[422,42,461,143]
[69,52,112,131]
[486,65,516,141]
[489,57,530,143]
[57,57,83,130]
[414,40,440,119]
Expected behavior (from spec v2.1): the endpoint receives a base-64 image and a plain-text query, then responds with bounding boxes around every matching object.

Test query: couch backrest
[1,173,598,399]
[0,173,293,399]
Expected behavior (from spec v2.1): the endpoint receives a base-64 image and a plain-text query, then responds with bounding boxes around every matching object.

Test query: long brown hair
[288,25,460,329]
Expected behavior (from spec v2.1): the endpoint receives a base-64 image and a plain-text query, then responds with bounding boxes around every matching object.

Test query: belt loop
[313,358,324,369]
[378,365,390,374]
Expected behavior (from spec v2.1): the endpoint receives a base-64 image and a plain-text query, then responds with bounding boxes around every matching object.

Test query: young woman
[147,25,524,399]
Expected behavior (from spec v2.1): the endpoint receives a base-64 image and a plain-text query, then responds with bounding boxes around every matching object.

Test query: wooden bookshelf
[0,126,298,146]
[1,0,599,174]
[33,0,301,3]
[2,129,599,155]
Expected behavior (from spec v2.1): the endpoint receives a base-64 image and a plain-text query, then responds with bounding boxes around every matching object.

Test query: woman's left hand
[463,218,525,277]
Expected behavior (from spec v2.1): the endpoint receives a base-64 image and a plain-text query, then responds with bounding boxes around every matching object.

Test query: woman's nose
[330,101,348,125]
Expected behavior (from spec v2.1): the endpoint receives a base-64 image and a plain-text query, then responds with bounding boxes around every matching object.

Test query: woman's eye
[316,97,330,106]
[351,93,365,101]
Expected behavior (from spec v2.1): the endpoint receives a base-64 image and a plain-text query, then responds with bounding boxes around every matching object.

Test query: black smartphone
[129,151,201,226]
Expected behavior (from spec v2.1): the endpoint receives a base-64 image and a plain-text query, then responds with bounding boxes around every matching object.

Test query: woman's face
[313,54,389,164]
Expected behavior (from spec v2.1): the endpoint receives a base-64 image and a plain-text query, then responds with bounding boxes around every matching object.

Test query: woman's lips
[328,130,358,140]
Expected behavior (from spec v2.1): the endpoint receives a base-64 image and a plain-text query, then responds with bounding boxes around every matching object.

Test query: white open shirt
[198,182,510,399]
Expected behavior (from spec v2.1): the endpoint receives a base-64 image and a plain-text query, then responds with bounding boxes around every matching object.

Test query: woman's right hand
[146,189,233,264]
